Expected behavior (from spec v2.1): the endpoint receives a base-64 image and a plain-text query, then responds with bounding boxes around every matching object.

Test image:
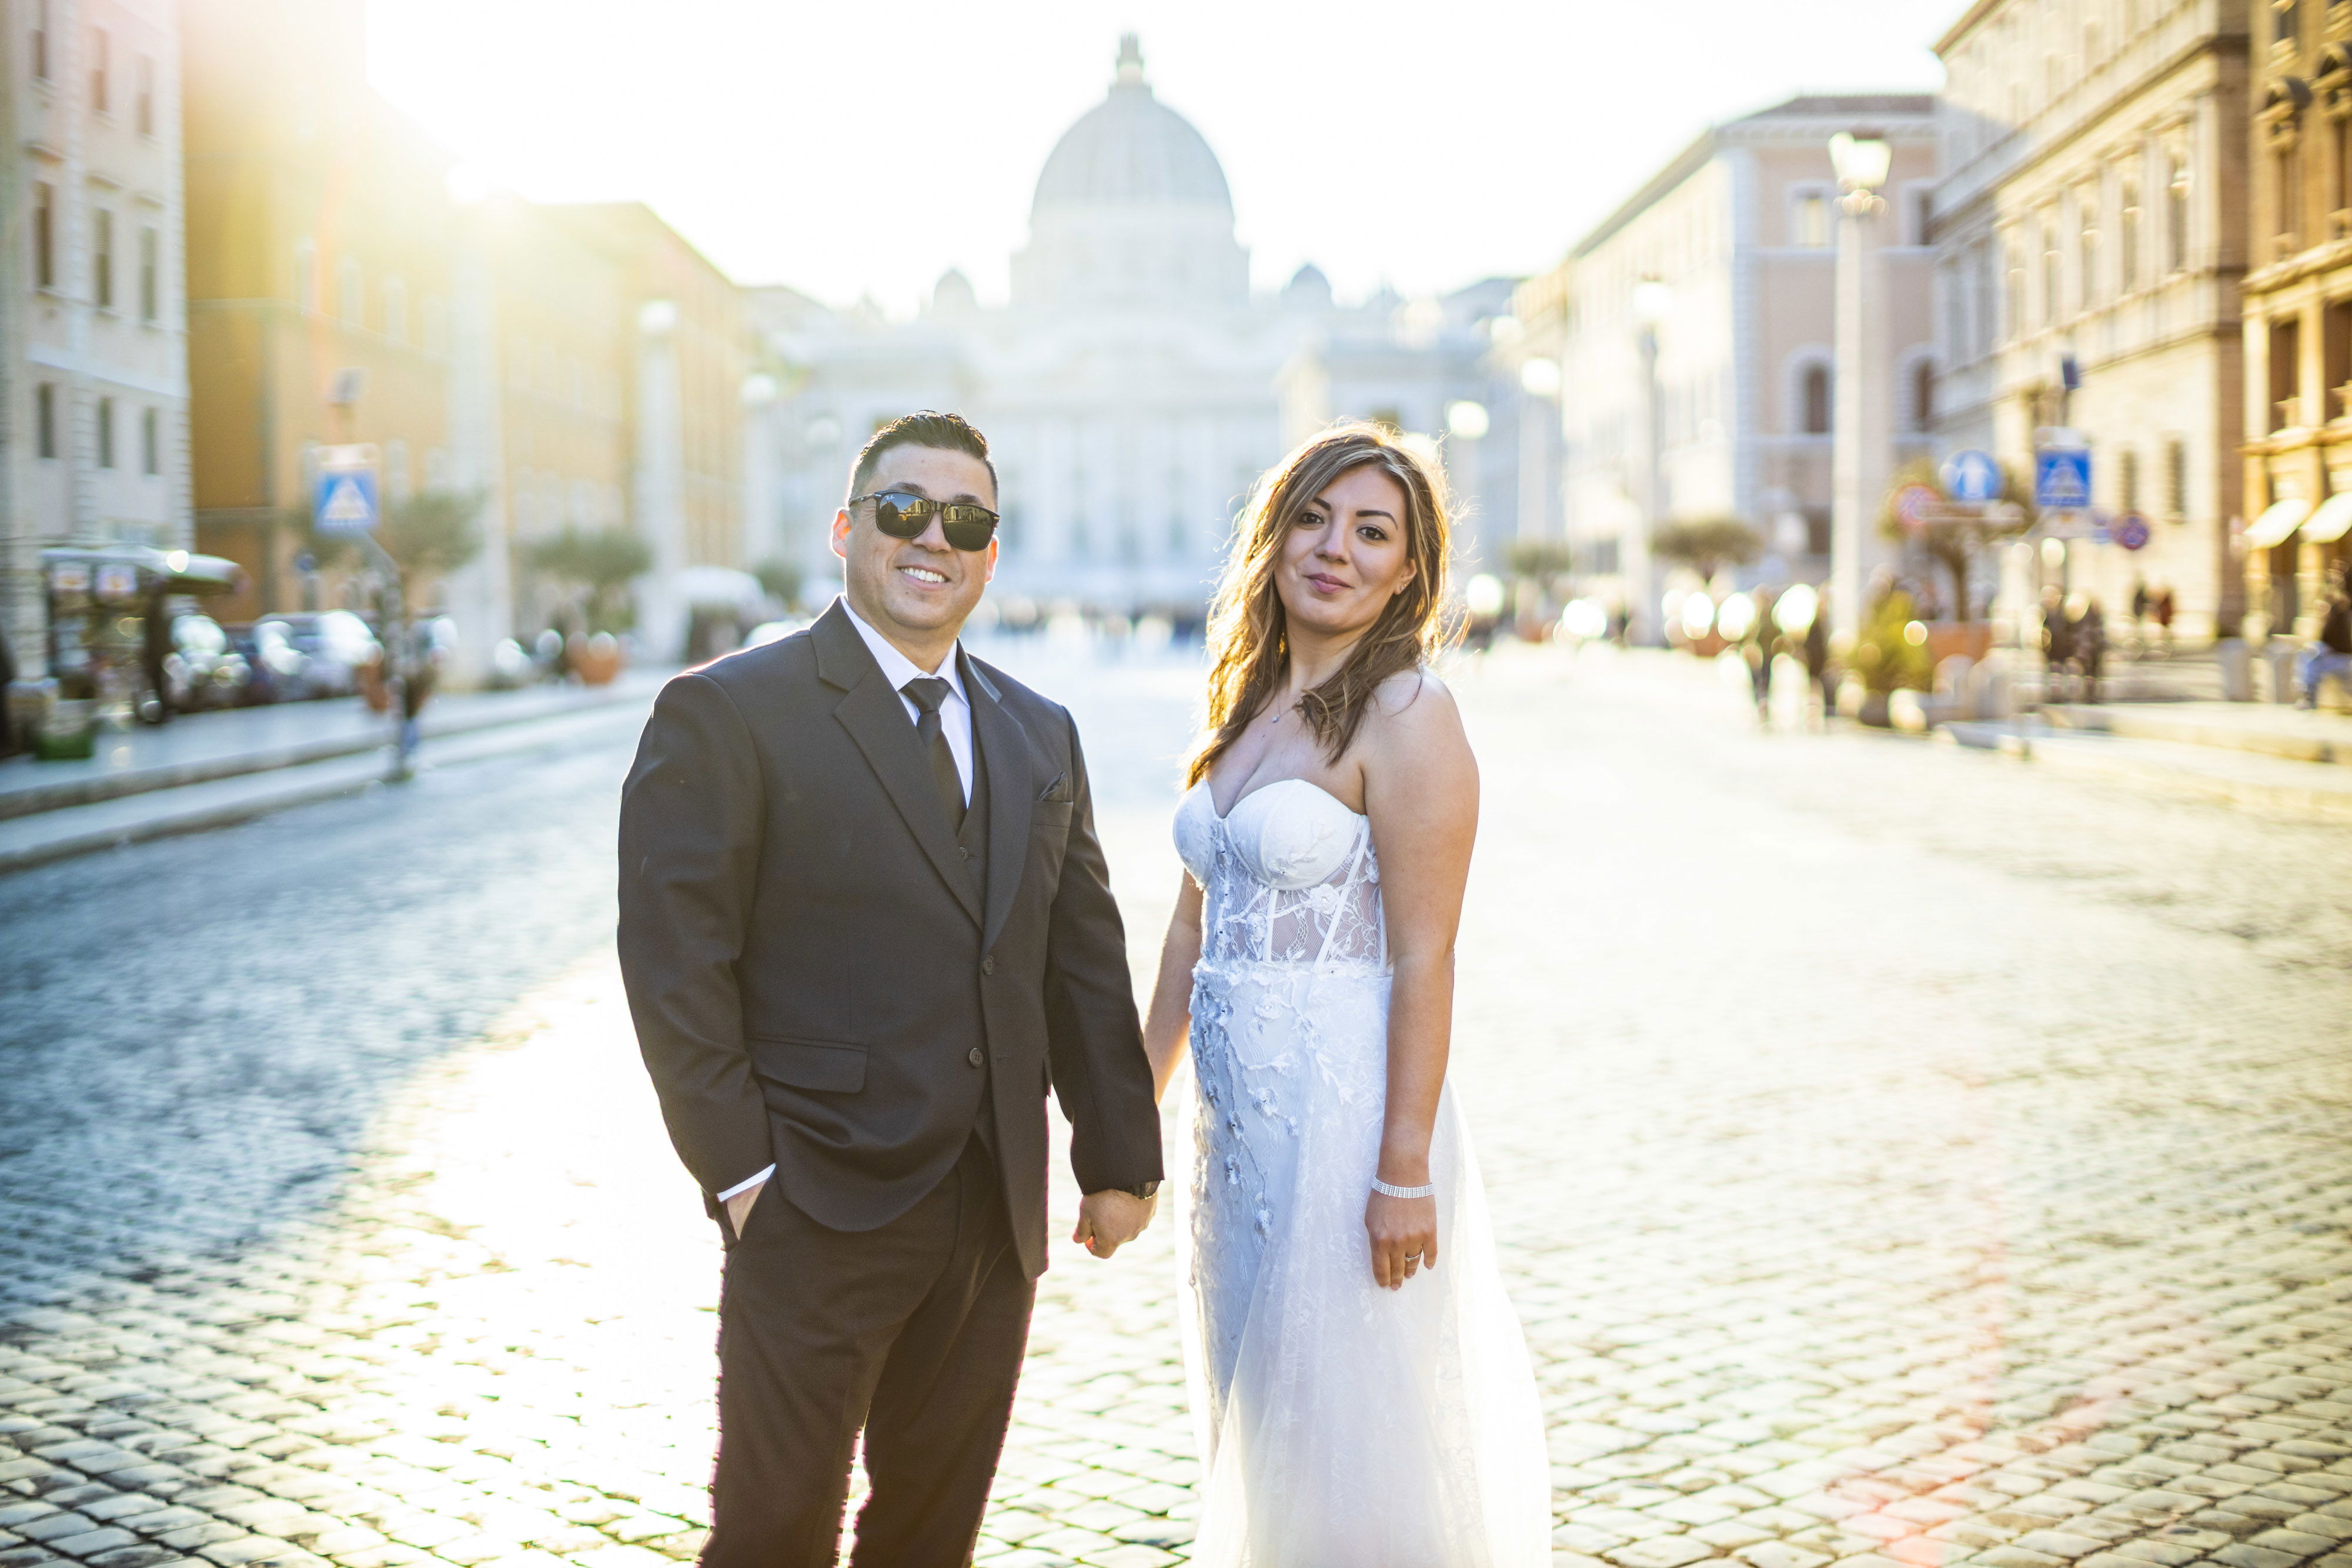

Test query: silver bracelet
[1371,1178,1435,1199]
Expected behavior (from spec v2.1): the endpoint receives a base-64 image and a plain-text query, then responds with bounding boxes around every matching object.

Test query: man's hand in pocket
[725,1178,765,1240]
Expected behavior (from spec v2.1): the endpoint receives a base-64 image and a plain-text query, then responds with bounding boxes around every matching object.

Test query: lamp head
[1631,279,1673,326]
[1830,132,1893,193]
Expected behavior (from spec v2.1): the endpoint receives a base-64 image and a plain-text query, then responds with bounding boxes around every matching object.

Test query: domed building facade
[745,36,1526,619]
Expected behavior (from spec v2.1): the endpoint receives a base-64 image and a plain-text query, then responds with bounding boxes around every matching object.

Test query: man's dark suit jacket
[616,601,1162,1279]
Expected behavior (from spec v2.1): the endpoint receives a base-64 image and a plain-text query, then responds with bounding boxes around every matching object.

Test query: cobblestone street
[2,644,2347,1568]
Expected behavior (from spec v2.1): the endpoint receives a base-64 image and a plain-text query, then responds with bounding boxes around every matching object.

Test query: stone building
[2240,0,2352,637]
[1933,0,2249,641]
[1,0,192,673]
[176,0,747,671]
[1546,95,1939,641]
[748,36,1531,619]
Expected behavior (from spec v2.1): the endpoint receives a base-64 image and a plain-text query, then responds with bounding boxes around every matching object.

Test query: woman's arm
[1359,673,1479,1290]
[1142,874,1206,1102]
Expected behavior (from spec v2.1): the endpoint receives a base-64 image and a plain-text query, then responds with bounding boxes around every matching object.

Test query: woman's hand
[1366,1189,1437,1289]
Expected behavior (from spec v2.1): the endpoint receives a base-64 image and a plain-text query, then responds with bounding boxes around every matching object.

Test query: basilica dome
[1030,35,1233,218]
[1012,35,1250,309]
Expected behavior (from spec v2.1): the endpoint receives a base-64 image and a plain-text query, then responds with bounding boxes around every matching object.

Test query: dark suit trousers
[701,1136,1033,1568]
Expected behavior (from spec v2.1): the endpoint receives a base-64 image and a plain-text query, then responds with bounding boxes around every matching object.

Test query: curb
[0,700,650,876]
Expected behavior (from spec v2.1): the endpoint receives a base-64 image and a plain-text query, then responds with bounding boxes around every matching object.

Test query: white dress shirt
[840,597,973,805]
[716,599,975,1206]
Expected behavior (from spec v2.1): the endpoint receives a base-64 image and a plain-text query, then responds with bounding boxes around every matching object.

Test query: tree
[1876,458,2032,623]
[529,526,653,634]
[1650,517,1763,583]
[1505,540,1575,583]
[754,557,806,610]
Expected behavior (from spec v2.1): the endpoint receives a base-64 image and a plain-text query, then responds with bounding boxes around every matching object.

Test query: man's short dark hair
[846,410,997,507]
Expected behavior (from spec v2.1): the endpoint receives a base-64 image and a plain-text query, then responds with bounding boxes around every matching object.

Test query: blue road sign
[313,445,380,536]
[2035,446,2092,512]
[1942,449,2003,504]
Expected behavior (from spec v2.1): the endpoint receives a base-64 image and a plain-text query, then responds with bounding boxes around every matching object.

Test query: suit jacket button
[967,1047,985,1068]
[981,954,996,975]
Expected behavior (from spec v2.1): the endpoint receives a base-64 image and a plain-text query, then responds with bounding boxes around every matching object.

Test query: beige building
[1547,95,1939,640]
[1933,0,2249,641]
[2,0,192,672]
[2239,0,2352,638]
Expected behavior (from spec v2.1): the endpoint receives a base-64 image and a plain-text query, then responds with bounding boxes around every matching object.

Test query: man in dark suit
[617,411,1162,1568]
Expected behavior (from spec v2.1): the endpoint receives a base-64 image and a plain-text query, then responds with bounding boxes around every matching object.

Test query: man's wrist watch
[1113,1180,1160,1200]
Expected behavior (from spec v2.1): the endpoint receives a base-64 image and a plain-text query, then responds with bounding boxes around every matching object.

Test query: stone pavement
[3,643,2348,1568]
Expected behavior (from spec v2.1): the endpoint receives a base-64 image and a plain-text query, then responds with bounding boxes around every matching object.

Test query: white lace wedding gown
[1172,777,1551,1567]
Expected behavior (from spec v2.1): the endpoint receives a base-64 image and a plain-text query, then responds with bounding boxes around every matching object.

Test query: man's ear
[829,509,853,561]
[983,536,999,584]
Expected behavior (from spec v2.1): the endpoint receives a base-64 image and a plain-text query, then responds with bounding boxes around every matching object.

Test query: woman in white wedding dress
[1141,424,1550,1566]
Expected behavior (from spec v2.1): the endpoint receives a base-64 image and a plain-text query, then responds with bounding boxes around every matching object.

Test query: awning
[41,544,244,596]
[2303,490,2352,543]
[2244,496,2311,549]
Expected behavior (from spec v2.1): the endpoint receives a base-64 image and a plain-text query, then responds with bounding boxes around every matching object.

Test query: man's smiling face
[830,443,998,664]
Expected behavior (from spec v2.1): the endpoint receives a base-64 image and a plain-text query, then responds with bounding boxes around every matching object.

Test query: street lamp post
[1631,279,1672,644]
[1830,130,1893,641]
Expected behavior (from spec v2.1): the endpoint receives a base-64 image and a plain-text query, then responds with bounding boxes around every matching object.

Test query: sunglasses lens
[872,494,928,539]
[941,507,997,550]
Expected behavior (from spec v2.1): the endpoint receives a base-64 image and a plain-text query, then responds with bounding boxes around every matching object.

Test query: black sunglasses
[852,490,1000,551]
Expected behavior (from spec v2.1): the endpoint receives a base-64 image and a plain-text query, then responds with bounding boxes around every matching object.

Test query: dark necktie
[901,677,965,829]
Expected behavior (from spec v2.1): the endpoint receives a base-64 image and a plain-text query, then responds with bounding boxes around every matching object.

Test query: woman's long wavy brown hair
[1186,423,1459,788]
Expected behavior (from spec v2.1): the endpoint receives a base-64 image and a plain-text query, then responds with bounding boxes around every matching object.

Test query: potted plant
[527,526,651,686]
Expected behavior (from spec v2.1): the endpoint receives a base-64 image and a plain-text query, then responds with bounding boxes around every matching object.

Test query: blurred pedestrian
[1743,590,1777,723]
[2153,584,2176,657]
[2074,595,2107,703]
[2300,590,2352,708]
[2041,587,2075,701]
[1803,603,1832,725]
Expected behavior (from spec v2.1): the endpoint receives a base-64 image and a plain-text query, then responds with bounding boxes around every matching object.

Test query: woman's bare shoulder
[1361,666,1469,757]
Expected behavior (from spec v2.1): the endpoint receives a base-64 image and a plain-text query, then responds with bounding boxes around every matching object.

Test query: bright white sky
[366,0,1953,317]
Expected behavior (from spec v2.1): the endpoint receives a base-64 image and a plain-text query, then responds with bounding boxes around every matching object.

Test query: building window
[2077,198,2100,312]
[1975,239,1997,357]
[383,276,407,343]
[2165,437,2188,519]
[32,183,54,289]
[2278,142,2301,248]
[2119,446,2140,514]
[2041,218,2060,326]
[2120,176,2141,289]
[141,406,158,476]
[2167,152,2190,270]
[139,227,158,320]
[1911,360,1936,432]
[90,26,108,113]
[135,55,154,135]
[2277,0,2300,45]
[337,257,361,323]
[1909,187,1935,246]
[1800,363,1832,434]
[93,209,113,309]
[35,384,56,459]
[96,397,115,468]
[1792,189,1830,247]
[293,238,317,311]
[2004,239,2024,340]
[31,0,48,80]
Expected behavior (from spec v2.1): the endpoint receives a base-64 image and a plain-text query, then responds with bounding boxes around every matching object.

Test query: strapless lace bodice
[1175,780,1386,971]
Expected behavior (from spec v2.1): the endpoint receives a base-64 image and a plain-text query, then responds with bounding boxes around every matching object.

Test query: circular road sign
[1942,449,2003,504]
[2113,513,2151,551]
[1895,484,1941,530]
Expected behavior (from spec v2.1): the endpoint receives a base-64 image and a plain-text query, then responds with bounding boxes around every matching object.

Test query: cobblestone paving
[2,646,2347,1568]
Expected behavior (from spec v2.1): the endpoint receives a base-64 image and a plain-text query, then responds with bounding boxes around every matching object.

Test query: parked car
[248,610,382,701]
[163,614,251,711]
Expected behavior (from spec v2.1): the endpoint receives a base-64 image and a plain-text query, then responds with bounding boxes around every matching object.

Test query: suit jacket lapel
[964,652,1035,954]
[814,604,983,929]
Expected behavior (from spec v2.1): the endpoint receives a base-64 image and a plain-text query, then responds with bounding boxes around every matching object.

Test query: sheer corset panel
[1175,780,1387,972]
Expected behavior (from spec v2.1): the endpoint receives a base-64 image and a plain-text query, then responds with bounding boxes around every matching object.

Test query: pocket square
[1037,772,1072,803]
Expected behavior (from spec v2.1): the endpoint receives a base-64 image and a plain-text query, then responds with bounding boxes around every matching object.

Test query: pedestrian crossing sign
[314,444,381,536]
[2034,446,2092,513]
